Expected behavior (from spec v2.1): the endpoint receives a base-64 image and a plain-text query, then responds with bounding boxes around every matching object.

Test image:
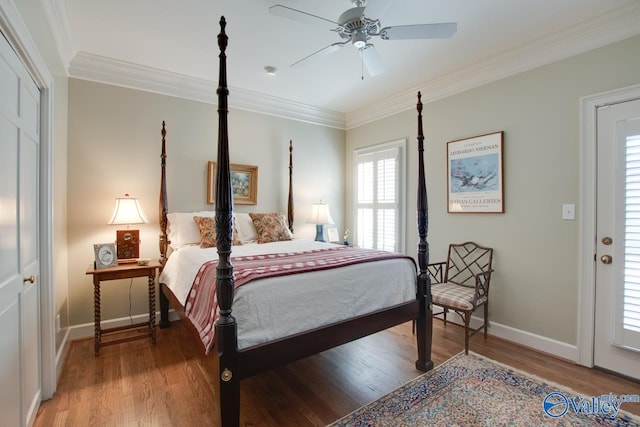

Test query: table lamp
[108,194,147,262]
[307,201,334,242]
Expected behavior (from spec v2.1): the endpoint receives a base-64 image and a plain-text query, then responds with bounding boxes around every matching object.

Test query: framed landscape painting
[207,162,258,205]
[447,131,504,213]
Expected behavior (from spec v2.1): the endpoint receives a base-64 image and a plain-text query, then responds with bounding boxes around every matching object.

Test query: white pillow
[167,211,215,249]
[234,213,258,243]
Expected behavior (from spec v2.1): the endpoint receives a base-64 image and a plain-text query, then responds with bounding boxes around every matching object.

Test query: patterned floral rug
[328,352,640,426]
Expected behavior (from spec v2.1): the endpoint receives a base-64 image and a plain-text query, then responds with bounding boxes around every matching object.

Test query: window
[620,133,640,349]
[354,140,405,252]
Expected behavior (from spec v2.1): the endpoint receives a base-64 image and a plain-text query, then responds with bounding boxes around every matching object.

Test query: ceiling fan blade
[364,0,396,19]
[360,44,385,76]
[380,22,457,40]
[291,42,348,68]
[269,5,338,27]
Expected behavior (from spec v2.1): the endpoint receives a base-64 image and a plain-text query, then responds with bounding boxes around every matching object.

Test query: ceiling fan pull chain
[361,48,364,80]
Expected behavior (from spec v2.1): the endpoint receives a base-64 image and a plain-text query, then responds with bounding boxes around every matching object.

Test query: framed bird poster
[447,131,504,213]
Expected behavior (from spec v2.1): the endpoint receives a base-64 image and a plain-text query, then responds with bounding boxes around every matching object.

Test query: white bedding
[159,239,417,350]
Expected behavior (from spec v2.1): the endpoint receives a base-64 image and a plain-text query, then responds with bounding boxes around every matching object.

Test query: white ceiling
[48,0,640,128]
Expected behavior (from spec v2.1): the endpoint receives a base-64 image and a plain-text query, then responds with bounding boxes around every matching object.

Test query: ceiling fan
[269,0,457,77]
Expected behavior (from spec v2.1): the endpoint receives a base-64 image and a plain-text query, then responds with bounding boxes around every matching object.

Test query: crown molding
[0,0,53,86]
[345,2,640,129]
[39,0,77,70]
[40,0,346,127]
[49,1,640,130]
[68,51,346,129]
[231,86,346,129]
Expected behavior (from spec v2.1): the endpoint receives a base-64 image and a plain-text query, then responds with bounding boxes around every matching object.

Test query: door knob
[23,275,35,284]
[600,255,613,264]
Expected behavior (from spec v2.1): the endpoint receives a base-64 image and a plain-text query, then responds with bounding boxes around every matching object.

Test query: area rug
[329,352,640,426]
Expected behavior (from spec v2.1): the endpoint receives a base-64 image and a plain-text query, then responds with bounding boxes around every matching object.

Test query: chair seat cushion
[431,282,486,310]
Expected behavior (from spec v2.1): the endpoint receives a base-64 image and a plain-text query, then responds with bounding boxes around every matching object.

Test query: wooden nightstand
[85,260,161,355]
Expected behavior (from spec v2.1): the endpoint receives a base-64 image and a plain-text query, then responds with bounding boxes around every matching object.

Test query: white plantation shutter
[354,140,405,252]
[618,133,640,349]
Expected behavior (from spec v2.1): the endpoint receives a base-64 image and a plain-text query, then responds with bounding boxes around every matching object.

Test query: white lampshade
[307,202,334,225]
[108,194,148,225]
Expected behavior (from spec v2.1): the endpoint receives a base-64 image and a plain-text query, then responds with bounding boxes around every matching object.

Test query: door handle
[23,275,35,284]
[600,255,613,264]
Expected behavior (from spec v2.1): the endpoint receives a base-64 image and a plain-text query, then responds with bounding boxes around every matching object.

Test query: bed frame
[157,16,433,427]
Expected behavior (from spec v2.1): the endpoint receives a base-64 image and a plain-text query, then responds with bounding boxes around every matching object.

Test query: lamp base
[116,229,140,260]
[314,224,325,242]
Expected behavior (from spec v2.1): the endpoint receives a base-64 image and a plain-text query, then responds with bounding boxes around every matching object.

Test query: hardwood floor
[35,320,639,426]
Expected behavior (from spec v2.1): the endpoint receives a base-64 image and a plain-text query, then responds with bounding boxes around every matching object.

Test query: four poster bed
[157,17,433,427]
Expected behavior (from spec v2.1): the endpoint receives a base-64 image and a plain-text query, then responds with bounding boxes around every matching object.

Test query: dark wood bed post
[158,121,171,329]
[159,121,168,264]
[213,16,240,427]
[415,92,434,372]
[288,140,294,232]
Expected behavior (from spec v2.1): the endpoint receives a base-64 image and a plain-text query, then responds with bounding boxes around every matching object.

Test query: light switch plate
[562,204,575,220]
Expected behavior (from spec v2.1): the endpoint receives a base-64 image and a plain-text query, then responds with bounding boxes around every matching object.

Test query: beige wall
[346,34,640,345]
[13,0,70,352]
[67,79,345,326]
[13,0,640,351]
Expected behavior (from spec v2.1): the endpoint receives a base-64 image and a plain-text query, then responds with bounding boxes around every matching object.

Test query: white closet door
[0,31,41,427]
[20,65,41,425]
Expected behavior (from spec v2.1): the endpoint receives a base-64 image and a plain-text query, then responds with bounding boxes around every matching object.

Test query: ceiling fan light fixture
[352,30,367,49]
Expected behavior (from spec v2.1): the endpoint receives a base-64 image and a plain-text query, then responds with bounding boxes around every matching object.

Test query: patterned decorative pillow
[193,216,217,248]
[248,212,293,243]
[193,216,242,248]
[167,211,215,248]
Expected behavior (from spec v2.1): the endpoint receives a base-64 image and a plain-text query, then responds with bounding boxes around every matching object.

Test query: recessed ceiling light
[264,66,277,76]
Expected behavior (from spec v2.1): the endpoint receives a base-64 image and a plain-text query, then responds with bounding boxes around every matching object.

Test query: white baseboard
[68,309,180,341]
[433,312,577,362]
[55,327,70,381]
[488,320,577,361]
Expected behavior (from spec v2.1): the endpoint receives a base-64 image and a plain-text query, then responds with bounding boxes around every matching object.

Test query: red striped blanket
[184,246,415,353]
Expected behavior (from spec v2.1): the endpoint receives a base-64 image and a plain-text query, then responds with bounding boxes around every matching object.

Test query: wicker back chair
[429,242,494,354]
